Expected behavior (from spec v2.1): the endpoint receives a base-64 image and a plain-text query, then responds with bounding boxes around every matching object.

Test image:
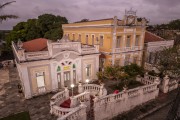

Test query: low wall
[57,104,87,120]
[93,84,159,120]
[78,83,107,97]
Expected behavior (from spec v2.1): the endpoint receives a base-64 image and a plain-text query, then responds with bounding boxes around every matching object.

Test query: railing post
[161,75,170,93]
[80,102,87,120]
[99,83,104,96]
[78,82,84,93]
[70,96,77,108]
[154,76,160,85]
[144,72,148,80]
[64,87,69,99]
[136,75,141,82]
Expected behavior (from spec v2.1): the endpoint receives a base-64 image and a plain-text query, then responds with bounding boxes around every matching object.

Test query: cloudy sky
[1,0,180,30]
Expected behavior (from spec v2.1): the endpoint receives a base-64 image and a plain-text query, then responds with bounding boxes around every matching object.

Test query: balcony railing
[81,47,97,54]
[114,46,143,53]
[25,51,50,60]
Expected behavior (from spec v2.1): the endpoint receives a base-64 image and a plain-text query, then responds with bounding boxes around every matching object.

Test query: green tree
[121,64,144,77]
[0,1,18,22]
[5,13,68,50]
[155,46,180,77]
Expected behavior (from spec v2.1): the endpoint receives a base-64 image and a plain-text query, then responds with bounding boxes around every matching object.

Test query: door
[64,71,71,87]
[57,73,61,88]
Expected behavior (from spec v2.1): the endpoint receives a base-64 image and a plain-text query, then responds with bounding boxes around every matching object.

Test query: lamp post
[86,79,89,84]
[71,84,74,97]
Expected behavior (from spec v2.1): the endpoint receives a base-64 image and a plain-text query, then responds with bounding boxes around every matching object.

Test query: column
[50,62,58,91]
[161,75,170,93]
[21,66,32,99]
[78,82,84,93]
[112,16,117,65]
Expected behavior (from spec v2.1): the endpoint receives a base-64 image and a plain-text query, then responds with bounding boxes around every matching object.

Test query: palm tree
[0,1,18,22]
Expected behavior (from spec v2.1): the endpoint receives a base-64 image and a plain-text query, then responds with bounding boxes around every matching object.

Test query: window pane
[92,35,94,45]
[135,35,140,46]
[37,76,45,87]
[86,35,88,44]
[86,65,91,77]
[126,36,131,47]
[57,74,61,82]
[73,34,75,41]
[116,36,121,48]
[100,36,104,47]
[79,34,81,41]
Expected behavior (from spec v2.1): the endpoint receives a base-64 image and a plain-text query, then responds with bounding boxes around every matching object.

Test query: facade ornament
[17,39,23,49]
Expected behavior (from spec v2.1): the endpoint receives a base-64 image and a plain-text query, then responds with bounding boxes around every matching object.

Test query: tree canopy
[155,45,180,77]
[5,14,68,50]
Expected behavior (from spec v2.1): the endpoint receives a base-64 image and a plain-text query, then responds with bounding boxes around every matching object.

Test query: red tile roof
[22,38,48,52]
[145,31,165,42]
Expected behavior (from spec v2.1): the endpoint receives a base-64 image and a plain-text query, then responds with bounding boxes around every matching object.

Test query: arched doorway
[56,60,77,88]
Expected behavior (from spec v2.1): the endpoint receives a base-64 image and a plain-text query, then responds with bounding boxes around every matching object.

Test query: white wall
[94,84,159,120]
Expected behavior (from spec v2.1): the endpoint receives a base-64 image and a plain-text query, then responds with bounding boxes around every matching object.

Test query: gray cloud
[1,0,180,30]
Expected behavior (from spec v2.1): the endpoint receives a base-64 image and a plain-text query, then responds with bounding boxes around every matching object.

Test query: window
[73,64,76,69]
[67,34,70,39]
[100,58,105,68]
[57,73,61,82]
[57,66,61,72]
[36,72,45,88]
[116,36,121,48]
[135,35,140,46]
[78,34,81,41]
[86,35,89,44]
[92,35,95,45]
[96,37,99,44]
[64,72,70,81]
[100,35,104,47]
[86,65,91,77]
[73,34,75,41]
[73,70,76,80]
[126,36,131,47]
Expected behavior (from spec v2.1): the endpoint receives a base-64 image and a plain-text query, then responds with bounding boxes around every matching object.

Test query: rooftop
[22,38,48,52]
[145,31,165,43]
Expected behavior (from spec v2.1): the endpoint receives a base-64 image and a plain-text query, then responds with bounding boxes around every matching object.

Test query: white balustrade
[57,105,87,120]
[114,92,123,100]
[70,92,90,108]
[25,51,50,60]
[51,105,80,118]
[142,84,157,94]
[50,90,67,105]
[82,84,107,96]
[127,89,139,98]
[81,46,97,54]
[140,78,154,85]
[114,46,142,53]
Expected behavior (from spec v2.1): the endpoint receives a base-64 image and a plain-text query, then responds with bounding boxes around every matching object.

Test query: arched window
[73,64,76,69]
[57,66,61,72]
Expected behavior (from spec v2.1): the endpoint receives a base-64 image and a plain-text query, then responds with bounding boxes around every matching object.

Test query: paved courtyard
[0,67,57,120]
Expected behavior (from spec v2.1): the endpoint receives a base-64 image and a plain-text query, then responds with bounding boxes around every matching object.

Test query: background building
[143,31,174,70]
[12,37,99,99]
[62,10,147,70]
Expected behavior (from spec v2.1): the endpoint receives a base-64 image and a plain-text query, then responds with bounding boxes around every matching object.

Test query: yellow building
[62,10,147,69]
